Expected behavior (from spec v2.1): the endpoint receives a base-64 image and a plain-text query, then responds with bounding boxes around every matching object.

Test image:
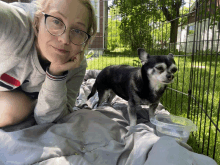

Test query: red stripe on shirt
[0,74,20,87]
[46,72,58,80]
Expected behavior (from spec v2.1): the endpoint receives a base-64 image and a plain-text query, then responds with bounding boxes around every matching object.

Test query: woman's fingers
[65,54,81,70]
[61,52,82,70]
[49,52,83,75]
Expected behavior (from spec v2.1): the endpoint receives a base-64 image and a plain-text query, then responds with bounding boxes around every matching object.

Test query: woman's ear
[33,17,39,37]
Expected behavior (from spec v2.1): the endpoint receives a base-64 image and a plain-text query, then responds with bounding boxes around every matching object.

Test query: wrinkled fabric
[0,70,218,165]
[0,109,217,165]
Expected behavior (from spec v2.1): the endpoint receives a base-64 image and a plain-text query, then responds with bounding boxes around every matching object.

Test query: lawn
[86,51,141,70]
[86,51,220,164]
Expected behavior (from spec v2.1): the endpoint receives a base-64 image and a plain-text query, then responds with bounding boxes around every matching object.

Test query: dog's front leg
[148,103,159,120]
[128,101,138,126]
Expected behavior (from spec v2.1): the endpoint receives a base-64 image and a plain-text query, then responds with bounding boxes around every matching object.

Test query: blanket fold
[0,70,217,165]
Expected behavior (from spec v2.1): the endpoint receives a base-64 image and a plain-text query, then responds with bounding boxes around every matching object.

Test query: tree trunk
[170,18,179,43]
[161,0,181,44]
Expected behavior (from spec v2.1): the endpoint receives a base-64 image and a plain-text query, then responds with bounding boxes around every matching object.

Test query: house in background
[177,0,220,53]
[89,0,108,57]
[2,0,109,57]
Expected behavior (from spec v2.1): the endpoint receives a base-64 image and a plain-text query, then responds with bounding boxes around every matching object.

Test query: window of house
[91,0,100,33]
[188,25,195,35]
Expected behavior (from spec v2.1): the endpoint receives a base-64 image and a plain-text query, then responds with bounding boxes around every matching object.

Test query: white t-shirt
[0,0,87,124]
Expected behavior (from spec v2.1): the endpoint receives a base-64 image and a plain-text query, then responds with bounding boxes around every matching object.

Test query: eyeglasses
[42,12,90,45]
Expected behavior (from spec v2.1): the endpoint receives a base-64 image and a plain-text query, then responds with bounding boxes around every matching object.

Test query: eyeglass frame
[41,12,91,45]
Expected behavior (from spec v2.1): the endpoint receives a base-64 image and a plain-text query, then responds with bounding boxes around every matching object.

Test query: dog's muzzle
[166,74,174,80]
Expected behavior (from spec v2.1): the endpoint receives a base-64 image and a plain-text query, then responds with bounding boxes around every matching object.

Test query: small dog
[87,48,177,126]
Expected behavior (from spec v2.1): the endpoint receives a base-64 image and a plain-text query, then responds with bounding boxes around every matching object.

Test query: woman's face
[36,0,89,66]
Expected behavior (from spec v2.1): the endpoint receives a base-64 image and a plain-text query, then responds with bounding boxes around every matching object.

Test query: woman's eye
[75,29,80,33]
[72,29,84,37]
[74,29,82,34]
[53,19,61,25]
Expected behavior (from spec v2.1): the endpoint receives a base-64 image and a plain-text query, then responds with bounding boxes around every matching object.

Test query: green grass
[86,51,140,70]
[86,51,220,164]
[161,54,220,164]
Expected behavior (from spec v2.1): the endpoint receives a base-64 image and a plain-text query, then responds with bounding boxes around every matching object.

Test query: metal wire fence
[1,0,219,163]
[87,0,220,163]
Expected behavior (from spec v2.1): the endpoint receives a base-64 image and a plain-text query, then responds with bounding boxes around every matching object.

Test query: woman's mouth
[52,46,69,54]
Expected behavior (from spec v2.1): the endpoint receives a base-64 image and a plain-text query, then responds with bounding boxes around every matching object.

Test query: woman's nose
[58,30,70,45]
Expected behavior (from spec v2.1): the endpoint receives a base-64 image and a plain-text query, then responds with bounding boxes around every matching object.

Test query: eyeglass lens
[46,16,88,45]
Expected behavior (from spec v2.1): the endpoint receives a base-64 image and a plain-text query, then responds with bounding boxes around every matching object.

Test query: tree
[160,0,184,43]
[151,6,190,48]
[119,4,153,51]
[110,1,157,51]
[107,7,121,51]
[109,0,220,53]
[107,7,122,51]
[113,0,186,45]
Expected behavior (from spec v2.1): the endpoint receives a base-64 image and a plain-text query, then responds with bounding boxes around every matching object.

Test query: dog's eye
[156,66,164,72]
[171,68,177,73]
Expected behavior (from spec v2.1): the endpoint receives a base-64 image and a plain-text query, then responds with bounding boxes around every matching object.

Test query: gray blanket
[0,70,217,165]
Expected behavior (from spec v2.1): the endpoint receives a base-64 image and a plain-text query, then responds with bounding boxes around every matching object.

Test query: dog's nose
[166,74,174,80]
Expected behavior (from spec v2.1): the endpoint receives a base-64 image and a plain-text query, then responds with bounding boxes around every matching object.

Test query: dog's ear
[167,53,174,59]
[138,48,149,65]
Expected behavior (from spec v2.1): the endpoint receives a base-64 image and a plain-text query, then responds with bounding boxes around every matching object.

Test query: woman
[0,0,97,127]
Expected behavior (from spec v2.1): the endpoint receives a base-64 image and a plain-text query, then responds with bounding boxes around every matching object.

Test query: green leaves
[110,0,219,51]
[112,0,186,49]
[108,7,122,51]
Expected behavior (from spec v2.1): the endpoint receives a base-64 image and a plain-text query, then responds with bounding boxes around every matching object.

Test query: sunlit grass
[87,54,140,70]
[161,55,220,165]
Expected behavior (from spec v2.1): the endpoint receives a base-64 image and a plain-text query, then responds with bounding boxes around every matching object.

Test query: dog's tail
[87,81,97,100]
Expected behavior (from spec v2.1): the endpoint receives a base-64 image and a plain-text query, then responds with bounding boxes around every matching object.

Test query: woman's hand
[49,51,83,76]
